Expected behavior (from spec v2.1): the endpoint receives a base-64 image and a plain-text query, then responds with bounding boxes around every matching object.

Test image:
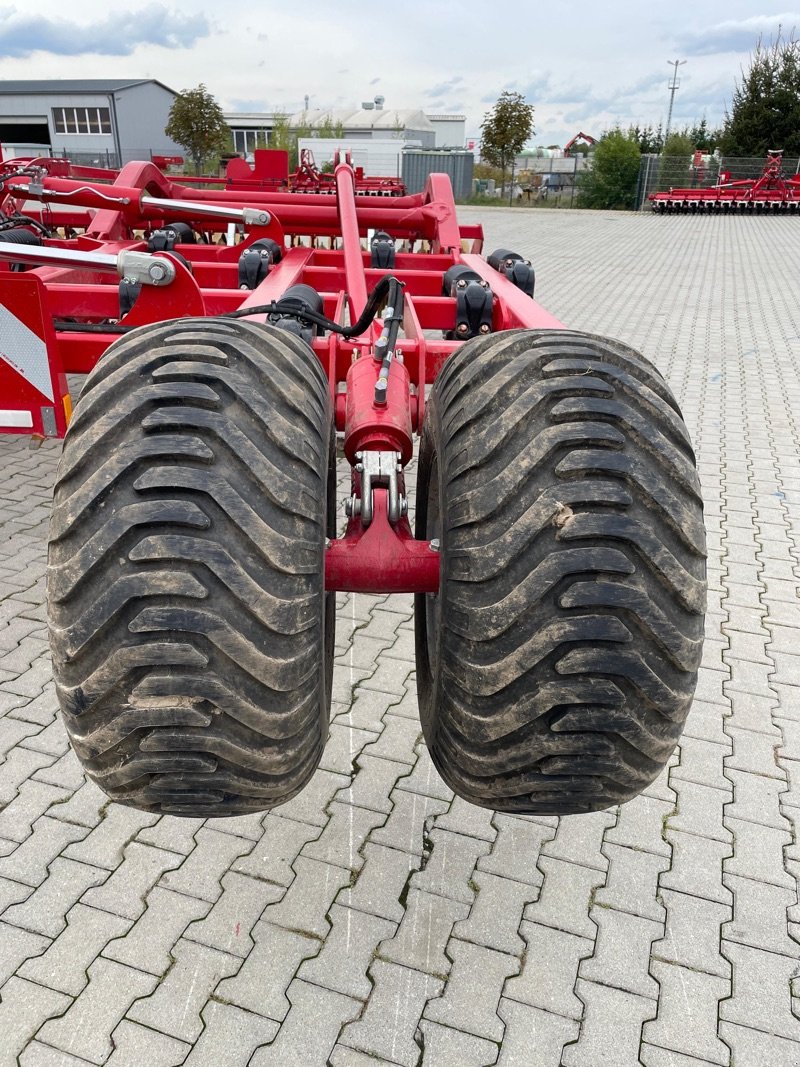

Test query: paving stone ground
[1,207,799,1066]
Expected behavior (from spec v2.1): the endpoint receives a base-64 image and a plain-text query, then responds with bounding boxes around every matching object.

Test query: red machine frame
[650,150,800,212]
[0,156,562,596]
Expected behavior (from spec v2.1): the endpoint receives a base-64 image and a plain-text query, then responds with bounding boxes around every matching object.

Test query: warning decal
[0,304,53,402]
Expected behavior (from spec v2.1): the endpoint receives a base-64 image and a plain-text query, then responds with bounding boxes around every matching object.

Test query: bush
[578,130,641,210]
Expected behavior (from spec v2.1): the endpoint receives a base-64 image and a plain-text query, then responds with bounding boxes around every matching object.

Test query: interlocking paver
[452,869,534,954]
[339,960,443,1067]
[231,813,322,885]
[83,842,183,920]
[302,800,386,870]
[103,1021,191,1067]
[298,902,396,999]
[562,980,657,1067]
[0,780,69,842]
[0,815,89,888]
[433,796,498,841]
[275,768,350,827]
[2,856,107,936]
[128,938,239,1041]
[64,805,160,870]
[369,790,449,855]
[183,870,280,957]
[723,817,794,888]
[319,721,378,775]
[540,810,616,870]
[0,920,50,985]
[719,942,800,1040]
[378,888,468,976]
[724,768,790,829]
[258,856,351,938]
[719,1023,800,1067]
[659,830,733,904]
[477,815,556,884]
[723,875,797,955]
[158,827,253,901]
[418,1021,498,1067]
[497,1000,579,1066]
[181,1001,279,1067]
[411,828,491,902]
[18,1043,95,1067]
[644,962,730,1065]
[580,907,661,998]
[667,778,733,842]
[136,815,203,855]
[339,842,419,922]
[595,843,669,921]
[102,885,210,974]
[504,922,593,1019]
[0,977,72,1067]
[654,889,731,977]
[216,920,320,1019]
[0,748,57,806]
[395,745,454,802]
[18,902,131,995]
[522,858,606,939]
[337,754,412,813]
[605,795,673,857]
[250,979,362,1067]
[37,957,158,1063]
[424,939,519,1041]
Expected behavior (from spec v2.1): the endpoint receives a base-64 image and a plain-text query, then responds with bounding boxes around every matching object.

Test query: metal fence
[51,148,180,168]
[635,154,800,210]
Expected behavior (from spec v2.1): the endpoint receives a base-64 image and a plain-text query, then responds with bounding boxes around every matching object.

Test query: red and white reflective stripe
[0,303,53,401]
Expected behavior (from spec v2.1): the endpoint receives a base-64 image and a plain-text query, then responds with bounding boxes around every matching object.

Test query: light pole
[664,60,686,145]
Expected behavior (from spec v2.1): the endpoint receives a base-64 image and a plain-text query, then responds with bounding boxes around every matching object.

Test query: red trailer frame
[0,156,559,596]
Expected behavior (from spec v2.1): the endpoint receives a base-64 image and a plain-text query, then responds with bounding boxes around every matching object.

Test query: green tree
[662,130,695,157]
[721,31,800,155]
[317,116,345,139]
[658,131,696,191]
[269,112,308,170]
[165,83,229,174]
[480,91,536,195]
[578,128,641,210]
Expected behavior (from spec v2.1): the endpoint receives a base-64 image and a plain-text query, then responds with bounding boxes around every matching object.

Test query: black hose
[52,275,406,340]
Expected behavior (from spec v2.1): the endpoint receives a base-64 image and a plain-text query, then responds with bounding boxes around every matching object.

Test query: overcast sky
[0,3,793,146]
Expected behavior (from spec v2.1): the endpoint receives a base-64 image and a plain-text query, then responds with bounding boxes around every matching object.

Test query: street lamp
[664,60,686,145]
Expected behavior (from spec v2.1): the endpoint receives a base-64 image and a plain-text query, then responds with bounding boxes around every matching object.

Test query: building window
[52,107,112,136]
[231,129,269,154]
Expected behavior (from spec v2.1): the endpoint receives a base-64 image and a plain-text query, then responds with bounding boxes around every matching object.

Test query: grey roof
[288,108,434,132]
[0,79,176,95]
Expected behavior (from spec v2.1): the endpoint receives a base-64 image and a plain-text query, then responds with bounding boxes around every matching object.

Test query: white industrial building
[0,79,182,165]
[225,100,466,157]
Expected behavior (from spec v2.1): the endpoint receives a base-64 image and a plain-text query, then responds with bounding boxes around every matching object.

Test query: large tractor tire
[415,329,706,814]
[48,318,335,817]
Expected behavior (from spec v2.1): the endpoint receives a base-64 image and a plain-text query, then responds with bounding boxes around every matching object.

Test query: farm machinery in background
[0,149,705,821]
[650,150,800,213]
[223,148,406,197]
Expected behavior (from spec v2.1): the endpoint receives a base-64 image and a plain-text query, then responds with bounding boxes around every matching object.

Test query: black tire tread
[48,318,333,817]
[415,329,706,814]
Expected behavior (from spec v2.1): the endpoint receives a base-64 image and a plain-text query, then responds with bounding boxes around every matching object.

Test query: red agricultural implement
[650,150,800,213]
[0,153,706,818]
[289,148,406,197]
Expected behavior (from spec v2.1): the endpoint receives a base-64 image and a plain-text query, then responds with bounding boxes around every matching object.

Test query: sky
[0,2,794,147]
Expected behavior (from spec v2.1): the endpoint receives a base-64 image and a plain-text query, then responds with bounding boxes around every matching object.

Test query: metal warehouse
[0,79,183,166]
